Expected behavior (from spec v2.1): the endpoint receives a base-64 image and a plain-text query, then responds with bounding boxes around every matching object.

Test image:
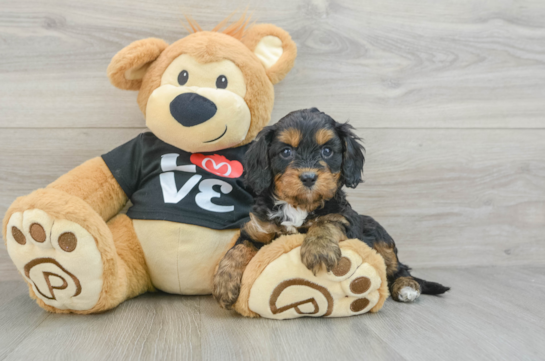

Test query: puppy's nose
[169,93,217,127]
[300,172,317,188]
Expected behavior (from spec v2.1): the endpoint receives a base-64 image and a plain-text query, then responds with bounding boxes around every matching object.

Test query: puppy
[213,108,449,310]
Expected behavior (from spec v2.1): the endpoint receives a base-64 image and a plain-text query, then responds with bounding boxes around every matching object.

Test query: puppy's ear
[336,122,365,188]
[107,38,168,91]
[244,126,275,195]
[242,24,297,85]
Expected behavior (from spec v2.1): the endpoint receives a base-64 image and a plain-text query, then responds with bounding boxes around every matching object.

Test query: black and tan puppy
[213,108,449,310]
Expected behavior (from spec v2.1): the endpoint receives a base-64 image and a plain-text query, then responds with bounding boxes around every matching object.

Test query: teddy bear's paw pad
[328,256,382,317]
[320,250,362,282]
[6,210,103,311]
[331,289,380,316]
[340,262,381,299]
[247,247,382,319]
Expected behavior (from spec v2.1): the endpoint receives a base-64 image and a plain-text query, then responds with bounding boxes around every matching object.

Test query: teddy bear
[2,16,389,319]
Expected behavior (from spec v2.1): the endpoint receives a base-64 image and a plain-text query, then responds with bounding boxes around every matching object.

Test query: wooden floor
[1,0,545,360]
[1,260,544,361]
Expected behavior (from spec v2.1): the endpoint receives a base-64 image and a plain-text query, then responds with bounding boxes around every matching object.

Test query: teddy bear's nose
[169,93,217,127]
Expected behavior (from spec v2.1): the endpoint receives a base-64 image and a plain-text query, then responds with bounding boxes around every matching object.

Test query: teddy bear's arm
[46,157,128,222]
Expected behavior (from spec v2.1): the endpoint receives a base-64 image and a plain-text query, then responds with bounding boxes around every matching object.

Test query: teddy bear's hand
[300,234,342,275]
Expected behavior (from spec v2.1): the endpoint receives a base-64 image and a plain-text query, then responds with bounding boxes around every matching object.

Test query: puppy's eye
[280,148,293,159]
[322,147,333,159]
[178,70,189,86]
[216,75,228,89]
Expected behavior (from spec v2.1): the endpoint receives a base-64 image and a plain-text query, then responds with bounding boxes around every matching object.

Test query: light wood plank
[356,266,545,361]
[3,292,202,361]
[0,266,545,360]
[199,296,404,361]
[0,246,19,281]
[1,263,544,360]
[1,1,545,128]
[0,281,50,360]
[1,128,543,268]
[433,267,545,328]
[196,266,545,361]
[350,128,545,268]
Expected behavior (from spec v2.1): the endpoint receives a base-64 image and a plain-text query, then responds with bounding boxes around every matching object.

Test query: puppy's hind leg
[213,238,258,310]
[372,242,421,302]
[373,241,451,302]
[360,215,449,302]
[388,264,422,302]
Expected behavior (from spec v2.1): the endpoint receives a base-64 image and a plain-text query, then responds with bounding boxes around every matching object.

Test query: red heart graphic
[190,153,244,178]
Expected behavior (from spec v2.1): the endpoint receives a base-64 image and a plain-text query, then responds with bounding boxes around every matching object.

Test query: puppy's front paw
[213,267,243,310]
[300,236,342,275]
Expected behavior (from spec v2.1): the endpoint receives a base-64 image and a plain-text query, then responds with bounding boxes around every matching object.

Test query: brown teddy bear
[3,16,388,318]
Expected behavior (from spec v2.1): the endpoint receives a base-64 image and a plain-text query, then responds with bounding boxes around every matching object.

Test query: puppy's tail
[414,277,450,295]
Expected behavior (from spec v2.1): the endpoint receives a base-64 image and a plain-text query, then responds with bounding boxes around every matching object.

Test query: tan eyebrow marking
[278,128,302,147]
[315,128,335,145]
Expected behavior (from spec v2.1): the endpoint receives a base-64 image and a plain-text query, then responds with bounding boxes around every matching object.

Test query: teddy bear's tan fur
[3,17,299,313]
[3,16,388,318]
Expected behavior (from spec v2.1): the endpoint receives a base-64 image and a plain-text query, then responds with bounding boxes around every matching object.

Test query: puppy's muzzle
[300,172,318,188]
[169,93,217,127]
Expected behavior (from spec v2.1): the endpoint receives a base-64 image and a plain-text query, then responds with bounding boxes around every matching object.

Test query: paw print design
[6,209,103,311]
[247,241,385,319]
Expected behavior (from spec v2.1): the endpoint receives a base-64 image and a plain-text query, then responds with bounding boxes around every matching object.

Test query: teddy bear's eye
[178,70,189,86]
[216,75,228,89]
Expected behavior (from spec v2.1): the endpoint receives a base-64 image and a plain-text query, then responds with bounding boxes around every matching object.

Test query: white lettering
[195,179,234,213]
[160,173,202,204]
[161,153,196,173]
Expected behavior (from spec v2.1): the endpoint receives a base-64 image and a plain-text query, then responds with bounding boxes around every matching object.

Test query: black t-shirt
[102,132,254,230]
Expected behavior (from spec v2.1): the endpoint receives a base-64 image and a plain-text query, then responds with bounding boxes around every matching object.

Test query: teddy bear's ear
[242,24,297,85]
[107,38,169,91]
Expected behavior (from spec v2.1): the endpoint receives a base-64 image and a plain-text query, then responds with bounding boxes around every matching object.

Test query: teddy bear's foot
[234,235,389,319]
[6,209,103,311]
[254,249,382,318]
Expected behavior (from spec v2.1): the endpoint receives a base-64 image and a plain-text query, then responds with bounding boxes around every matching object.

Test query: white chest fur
[268,200,308,233]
